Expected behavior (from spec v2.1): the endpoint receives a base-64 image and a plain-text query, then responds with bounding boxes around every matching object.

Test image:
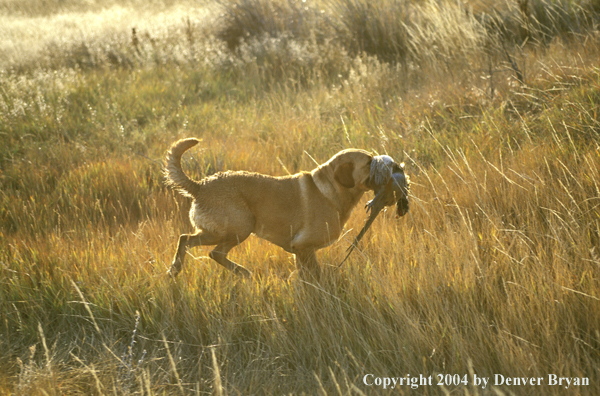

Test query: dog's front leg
[294,249,321,280]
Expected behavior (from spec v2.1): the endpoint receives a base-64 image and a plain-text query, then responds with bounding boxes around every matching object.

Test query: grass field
[1,0,600,394]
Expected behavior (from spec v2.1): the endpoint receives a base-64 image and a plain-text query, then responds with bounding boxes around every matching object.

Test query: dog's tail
[164,138,201,198]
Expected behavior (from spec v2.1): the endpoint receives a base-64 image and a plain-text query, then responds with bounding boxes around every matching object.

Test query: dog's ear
[334,162,355,188]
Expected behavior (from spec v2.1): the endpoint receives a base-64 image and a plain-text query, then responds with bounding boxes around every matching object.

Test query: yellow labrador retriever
[164,138,408,278]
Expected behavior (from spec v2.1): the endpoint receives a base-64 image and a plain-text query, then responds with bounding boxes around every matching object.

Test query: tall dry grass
[1,0,600,394]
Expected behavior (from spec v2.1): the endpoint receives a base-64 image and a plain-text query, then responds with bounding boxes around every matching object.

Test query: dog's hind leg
[209,237,252,278]
[168,230,221,277]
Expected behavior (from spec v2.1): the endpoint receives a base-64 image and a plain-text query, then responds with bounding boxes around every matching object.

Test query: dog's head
[328,150,410,217]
